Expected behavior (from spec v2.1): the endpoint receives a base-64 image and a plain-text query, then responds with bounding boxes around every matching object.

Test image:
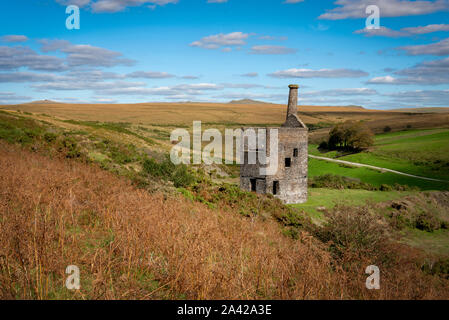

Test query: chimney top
[283,84,306,128]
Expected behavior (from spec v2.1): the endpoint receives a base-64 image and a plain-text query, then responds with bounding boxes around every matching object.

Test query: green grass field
[290,188,413,222]
[309,128,449,190]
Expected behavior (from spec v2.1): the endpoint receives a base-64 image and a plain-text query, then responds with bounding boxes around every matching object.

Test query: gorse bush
[422,258,449,279]
[143,156,195,188]
[59,136,81,159]
[172,165,196,188]
[143,157,175,178]
[388,193,449,232]
[313,205,390,260]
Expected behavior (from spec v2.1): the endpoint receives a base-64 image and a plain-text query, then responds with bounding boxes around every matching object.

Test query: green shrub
[318,141,328,150]
[178,187,195,201]
[415,213,441,232]
[422,258,449,279]
[172,165,195,188]
[59,137,81,158]
[143,157,195,188]
[143,157,174,178]
[314,205,390,260]
[44,132,57,143]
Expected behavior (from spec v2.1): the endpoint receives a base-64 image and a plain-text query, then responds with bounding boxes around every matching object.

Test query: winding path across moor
[308,155,449,183]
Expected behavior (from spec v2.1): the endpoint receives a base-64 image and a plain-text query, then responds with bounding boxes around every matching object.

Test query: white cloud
[268,68,368,78]
[1,35,29,43]
[319,0,449,20]
[56,0,91,7]
[402,23,449,34]
[0,46,66,71]
[0,92,31,101]
[250,45,297,55]
[385,89,449,106]
[91,0,178,13]
[221,83,264,89]
[190,32,250,49]
[303,88,378,96]
[366,75,398,84]
[40,39,135,67]
[96,83,222,96]
[180,75,200,80]
[367,57,449,85]
[0,72,67,83]
[127,71,175,78]
[355,24,449,38]
[240,72,259,77]
[354,27,408,38]
[399,38,449,56]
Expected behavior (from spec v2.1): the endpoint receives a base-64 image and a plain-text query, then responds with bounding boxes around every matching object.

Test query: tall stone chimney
[287,84,299,119]
[283,84,305,128]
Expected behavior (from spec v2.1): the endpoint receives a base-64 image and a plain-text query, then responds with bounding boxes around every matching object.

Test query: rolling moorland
[0,101,449,299]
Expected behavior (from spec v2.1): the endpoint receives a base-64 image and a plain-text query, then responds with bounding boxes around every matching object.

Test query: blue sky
[1,0,449,109]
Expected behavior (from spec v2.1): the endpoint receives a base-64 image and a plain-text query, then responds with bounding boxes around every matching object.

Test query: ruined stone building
[240,85,308,204]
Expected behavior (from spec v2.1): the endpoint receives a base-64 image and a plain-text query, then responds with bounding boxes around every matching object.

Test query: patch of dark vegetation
[312,205,392,261]
[325,120,374,152]
[0,112,85,160]
[306,122,333,131]
[387,192,449,232]
[309,174,418,192]
[422,258,449,279]
[143,157,196,188]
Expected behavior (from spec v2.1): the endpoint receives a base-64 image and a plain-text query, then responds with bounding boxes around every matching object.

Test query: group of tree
[320,121,374,151]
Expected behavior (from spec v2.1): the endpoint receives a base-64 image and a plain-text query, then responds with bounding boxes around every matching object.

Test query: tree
[327,121,374,151]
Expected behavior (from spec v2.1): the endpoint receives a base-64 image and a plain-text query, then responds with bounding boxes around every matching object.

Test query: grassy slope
[309,128,449,190]
[1,109,449,298]
[309,157,449,190]
[402,229,449,257]
[0,141,340,299]
[291,188,414,221]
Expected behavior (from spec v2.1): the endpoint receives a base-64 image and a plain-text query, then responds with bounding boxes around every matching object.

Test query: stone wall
[240,127,308,204]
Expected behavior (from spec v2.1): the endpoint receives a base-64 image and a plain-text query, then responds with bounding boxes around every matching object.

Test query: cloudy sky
[1,0,449,109]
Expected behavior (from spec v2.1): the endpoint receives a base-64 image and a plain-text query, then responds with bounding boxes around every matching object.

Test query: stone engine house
[240,84,308,204]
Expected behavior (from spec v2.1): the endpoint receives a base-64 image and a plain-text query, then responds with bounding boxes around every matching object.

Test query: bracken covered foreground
[0,141,447,299]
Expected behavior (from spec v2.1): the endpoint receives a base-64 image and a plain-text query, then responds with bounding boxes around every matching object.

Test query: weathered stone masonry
[240,85,308,204]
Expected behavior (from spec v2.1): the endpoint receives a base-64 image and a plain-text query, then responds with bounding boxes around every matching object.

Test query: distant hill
[391,107,449,113]
[23,100,64,105]
[228,99,273,105]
